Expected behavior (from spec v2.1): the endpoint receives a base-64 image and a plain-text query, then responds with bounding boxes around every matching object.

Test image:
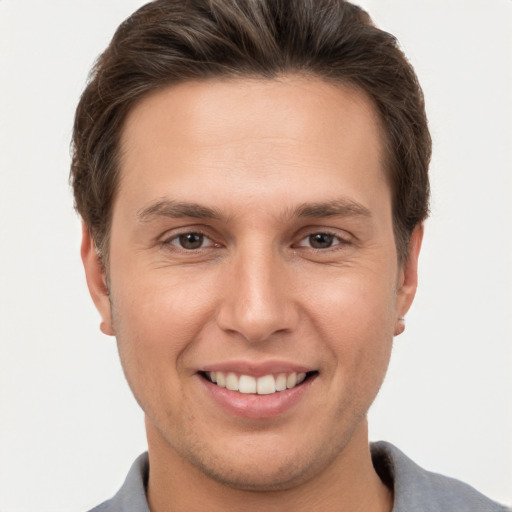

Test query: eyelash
[161,230,218,251]
[294,231,349,250]
[160,229,350,252]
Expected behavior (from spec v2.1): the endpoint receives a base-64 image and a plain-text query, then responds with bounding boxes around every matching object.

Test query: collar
[91,442,507,511]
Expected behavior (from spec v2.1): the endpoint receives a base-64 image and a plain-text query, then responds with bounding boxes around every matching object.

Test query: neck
[145,418,393,512]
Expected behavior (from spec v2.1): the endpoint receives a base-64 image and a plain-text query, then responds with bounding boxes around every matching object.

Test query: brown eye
[308,233,335,249]
[176,233,205,250]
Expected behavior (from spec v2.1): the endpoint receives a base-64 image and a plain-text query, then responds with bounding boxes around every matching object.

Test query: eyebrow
[295,199,372,219]
[136,197,372,223]
[137,199,226,223]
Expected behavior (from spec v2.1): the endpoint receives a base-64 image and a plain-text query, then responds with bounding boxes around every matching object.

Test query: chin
[194,455,314,492]
[173,429,342,492]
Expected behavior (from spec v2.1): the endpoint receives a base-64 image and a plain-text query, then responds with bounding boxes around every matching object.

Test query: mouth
[200,370,318,395]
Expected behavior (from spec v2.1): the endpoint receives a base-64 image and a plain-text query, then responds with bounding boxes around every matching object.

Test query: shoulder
[371,441,509,512]
[85,453,150,512]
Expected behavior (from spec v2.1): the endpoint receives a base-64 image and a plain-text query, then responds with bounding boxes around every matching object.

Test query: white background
[0,1,510,510]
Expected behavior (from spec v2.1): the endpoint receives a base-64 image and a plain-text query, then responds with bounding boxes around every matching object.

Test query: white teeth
[225,372,239,391]
[207,371,309,395]
[257,375,276,395]
[239,375,257,394]
[286,373,297,389]
[275,373,287,391]
[216,372,226,387]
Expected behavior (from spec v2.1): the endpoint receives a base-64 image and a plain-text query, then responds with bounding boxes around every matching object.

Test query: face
[83,76,421,490]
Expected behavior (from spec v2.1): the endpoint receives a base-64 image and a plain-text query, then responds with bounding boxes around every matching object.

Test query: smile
[203,371,313,395]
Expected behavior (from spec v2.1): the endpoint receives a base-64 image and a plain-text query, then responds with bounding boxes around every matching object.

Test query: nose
[215,242,300,344]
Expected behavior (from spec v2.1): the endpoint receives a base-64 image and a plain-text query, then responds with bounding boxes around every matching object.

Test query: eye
[297,232,344,249]
[168,232,214,250]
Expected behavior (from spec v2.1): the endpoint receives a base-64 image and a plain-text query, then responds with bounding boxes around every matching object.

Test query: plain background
[0,1,511,510]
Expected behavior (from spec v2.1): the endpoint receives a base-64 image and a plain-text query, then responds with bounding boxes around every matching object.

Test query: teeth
[239,375,257,394]
[275,373,287,391]
[216,372,226,387]
[286,373,297,388]
[225,373,239,391]
[206,371,308,395]
[257,375,276,395]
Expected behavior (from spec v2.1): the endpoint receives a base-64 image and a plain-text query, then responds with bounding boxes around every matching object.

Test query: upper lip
[200,360,314,377]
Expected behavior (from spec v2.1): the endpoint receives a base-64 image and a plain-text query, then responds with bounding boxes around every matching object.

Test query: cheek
[305,261,397,334]
[109,269,218,379]
[304,264,396,382]
[109,277,215,421]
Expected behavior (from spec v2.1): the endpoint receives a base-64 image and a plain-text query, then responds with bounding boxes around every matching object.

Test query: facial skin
[82,76,422,512]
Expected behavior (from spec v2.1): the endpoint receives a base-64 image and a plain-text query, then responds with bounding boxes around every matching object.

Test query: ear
[81,222,115,336]
[395,224,424,330]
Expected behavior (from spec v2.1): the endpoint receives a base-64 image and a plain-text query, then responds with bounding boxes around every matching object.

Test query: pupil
[179,233,203,249]
[310,233,334,249]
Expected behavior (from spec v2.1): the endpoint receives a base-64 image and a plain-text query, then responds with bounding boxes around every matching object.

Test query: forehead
[122,76,383,153]
[117,76,389,215]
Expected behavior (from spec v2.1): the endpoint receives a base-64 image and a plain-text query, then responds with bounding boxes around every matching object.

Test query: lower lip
[200,375,315,419]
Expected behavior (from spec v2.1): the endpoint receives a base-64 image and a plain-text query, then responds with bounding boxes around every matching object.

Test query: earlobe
[80,222,115,336]
[394,317,405,336]
[395,224,424,333]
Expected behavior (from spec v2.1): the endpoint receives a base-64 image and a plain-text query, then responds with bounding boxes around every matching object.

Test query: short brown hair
[71,0,431,262]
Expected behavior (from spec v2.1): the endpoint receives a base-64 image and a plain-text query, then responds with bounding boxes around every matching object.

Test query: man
[71,1,508,511]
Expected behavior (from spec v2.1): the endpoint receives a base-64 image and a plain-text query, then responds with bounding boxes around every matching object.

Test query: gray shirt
[88,441,508,511]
